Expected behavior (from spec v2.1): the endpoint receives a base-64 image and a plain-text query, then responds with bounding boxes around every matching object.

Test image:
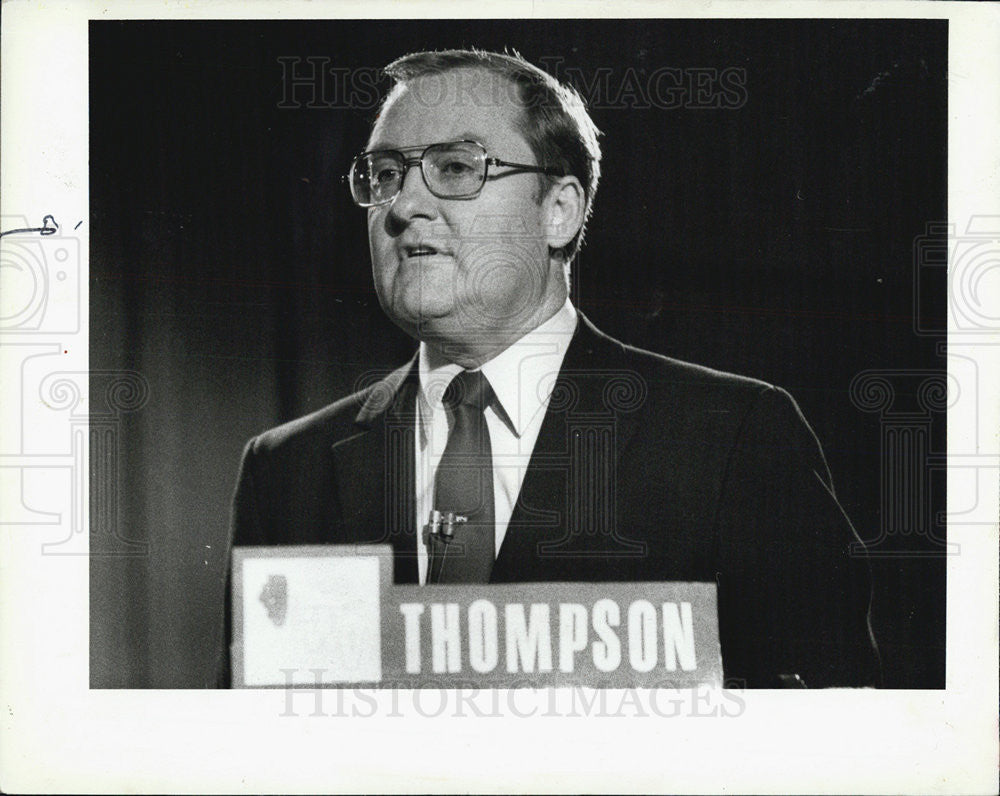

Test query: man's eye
[373,166,401,184]
[440,159,473,175]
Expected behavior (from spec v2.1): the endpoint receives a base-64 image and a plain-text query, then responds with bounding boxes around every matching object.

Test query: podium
[231,545,723,689]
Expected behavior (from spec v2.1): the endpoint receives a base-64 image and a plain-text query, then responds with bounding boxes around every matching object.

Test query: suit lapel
[492,314,646,582]
[334,315,648,584]
[331,357,420,584]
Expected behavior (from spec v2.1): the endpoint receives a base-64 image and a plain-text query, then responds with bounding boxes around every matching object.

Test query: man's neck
[422,295,571,369]
[421,297,577,372]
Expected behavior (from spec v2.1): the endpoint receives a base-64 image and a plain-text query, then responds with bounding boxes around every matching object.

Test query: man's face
[366,67,564,359]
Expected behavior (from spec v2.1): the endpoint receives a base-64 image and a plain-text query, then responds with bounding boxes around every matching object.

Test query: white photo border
[1,1,997,793]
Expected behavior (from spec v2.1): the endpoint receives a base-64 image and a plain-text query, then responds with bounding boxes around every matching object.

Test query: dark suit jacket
[227,313,879,688]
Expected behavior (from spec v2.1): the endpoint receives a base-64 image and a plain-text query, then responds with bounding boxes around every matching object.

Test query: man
[229,49,879,687]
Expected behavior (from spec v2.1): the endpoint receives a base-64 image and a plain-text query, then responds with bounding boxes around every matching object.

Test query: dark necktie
[428,369,496,584]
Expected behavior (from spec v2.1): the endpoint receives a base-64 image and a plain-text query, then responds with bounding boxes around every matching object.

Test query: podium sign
[232,545,723,688]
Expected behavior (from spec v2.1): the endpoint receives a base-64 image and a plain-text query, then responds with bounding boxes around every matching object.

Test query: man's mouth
[402,243,447,259]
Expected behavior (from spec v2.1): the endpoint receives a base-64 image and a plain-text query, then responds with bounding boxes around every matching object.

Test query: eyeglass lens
[351,142,487,205]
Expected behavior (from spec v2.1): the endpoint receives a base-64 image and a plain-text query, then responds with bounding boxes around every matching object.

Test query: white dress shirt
[414,299,578,584]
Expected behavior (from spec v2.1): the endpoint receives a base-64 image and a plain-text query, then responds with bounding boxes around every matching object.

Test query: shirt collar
[417,298,578,437]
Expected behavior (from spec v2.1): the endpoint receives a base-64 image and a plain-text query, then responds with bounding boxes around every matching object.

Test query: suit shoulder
[592,323,775,399]
[242,356,416,463]
[247,387,369,456]
[635,344,771,392]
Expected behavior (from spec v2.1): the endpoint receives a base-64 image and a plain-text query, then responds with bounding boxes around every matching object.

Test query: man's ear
[543,176,585,251]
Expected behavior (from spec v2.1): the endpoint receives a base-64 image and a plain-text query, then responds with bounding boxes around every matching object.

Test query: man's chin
[411,313,459,343]
[389,302,453,340]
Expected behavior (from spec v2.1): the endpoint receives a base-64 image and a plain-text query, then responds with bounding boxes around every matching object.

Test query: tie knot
[443,369,493,413]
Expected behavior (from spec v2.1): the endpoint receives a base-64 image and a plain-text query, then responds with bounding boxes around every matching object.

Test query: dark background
[90,19,947,688]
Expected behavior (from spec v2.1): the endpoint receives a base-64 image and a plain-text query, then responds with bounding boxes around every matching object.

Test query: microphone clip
[426,509,467,544]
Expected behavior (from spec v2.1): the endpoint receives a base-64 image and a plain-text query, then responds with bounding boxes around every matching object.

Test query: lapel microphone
[427,509,468,541]
[425,509,467,584]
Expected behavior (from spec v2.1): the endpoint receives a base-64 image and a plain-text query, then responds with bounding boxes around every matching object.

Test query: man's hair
[380,49,602,263]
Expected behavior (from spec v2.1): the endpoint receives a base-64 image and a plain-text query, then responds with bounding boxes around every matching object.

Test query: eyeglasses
[346,140,562,207]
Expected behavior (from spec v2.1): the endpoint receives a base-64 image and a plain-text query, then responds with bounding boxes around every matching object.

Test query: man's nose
[388,159,437,222]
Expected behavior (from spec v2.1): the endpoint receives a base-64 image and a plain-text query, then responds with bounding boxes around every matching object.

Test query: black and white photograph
[89,17,946,690]
[1,2,997,793]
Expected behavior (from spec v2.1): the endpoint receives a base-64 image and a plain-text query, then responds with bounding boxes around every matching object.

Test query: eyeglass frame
[345,139,564,207]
